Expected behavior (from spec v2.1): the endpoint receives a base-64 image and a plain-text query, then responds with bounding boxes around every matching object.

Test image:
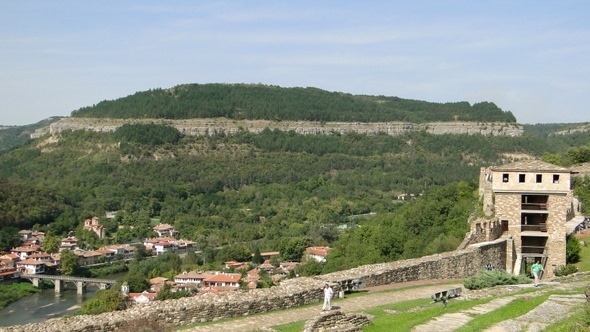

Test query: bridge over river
[21,274,118,294]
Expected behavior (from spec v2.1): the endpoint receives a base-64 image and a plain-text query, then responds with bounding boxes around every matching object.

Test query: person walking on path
[322,284,334,311]
[531,259,544,287]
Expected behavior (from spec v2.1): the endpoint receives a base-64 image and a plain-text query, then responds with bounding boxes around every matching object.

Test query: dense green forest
[1,118,590,272]
[71,84,516,123]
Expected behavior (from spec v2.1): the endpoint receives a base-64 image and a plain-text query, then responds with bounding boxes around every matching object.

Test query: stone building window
[502,174,509,183]
[501,220,508,233]
[519,174,526,183]
[536,174,542,183]
[553,174,560,183]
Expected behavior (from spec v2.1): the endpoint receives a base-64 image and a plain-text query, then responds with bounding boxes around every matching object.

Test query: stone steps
[412,296,519,332]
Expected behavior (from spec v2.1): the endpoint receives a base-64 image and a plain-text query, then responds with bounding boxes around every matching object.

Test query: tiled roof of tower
[490,160,572,173]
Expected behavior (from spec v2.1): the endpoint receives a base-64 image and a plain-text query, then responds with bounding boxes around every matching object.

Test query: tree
[42,233,61,254]
[132,244,149,262]
[183,250,202,267]
[59,249,80,276]
[566,234,581,264]
[0,227,20,251]
[155,283,190,300]
[295,259,324,276]
[78,288,126,315]
[541,153,564,166]
[216,244,252,262]
[252,247,264,264]
[567,146,590,165]
[126,271,151,293]
[279,237,311,262]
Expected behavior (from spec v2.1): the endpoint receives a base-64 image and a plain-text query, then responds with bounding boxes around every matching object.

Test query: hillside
[3,117,590,270]
[71,83,517,123]
[2,84,590,275]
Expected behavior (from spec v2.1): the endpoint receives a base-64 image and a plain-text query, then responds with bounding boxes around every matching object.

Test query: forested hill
[71,84,516,123]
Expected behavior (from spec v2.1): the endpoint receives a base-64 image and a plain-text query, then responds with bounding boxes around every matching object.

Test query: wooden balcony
[521,245,546,255]
[521,202,547,211]
[521,224,547,232]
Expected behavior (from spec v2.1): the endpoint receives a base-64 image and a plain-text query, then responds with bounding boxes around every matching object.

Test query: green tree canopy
[78,288,126,315]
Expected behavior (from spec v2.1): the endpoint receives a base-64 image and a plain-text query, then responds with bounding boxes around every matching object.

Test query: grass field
[271,233,590,331]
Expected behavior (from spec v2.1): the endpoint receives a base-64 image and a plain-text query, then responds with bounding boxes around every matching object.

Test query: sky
[1,1,589,126]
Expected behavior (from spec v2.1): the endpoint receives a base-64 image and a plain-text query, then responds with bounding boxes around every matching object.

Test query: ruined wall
[302,311,372,332]
[1,240,506,332]
[31,117,524,139]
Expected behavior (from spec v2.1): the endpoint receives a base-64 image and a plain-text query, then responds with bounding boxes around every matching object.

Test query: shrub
[567,234,582,264]
[554,264,579,277]
[78,288,126,315]
[464,270,531,290]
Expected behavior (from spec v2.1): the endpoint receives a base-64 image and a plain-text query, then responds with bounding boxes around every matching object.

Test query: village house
[101,244,137,260]
[16,259,47,274]
[152,223,178,238]
[143,237,195,255]
[258,260,275,272]
[0,253,20,267]
[243,269,260,289]
[278,261,300,273]
[173,239,196,253]
[10,245,40,260]
[224,260,249,270]
[259,251,280,261]
[304,246,331,263]
[17,230,45,245]
[0,265,20,281]
[60,236,79,250]
[149,277,171,293]
[203,273,241,288]
[27,252,53,263]
[174,271,211,285]
[127,290,157,304]
[17,230,33,241]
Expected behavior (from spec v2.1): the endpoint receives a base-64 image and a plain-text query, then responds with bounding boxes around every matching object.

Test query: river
[0,271,126,328]
[0,286,98,327]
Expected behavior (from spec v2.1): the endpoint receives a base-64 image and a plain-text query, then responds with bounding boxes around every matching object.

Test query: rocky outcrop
[31,117,524,139]
[552,123,590,136]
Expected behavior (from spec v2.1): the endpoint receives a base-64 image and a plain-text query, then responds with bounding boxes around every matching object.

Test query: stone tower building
[478,160,582,278]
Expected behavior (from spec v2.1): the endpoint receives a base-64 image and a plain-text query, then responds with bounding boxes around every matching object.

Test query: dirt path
[180,280,462,332]
[180,279,588,332]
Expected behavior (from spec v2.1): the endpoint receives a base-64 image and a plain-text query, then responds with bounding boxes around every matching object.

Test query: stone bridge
[21,274,117,294]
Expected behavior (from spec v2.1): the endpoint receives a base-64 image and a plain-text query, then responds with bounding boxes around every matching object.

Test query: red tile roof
[204,273,241,283]
[305,246,331,256]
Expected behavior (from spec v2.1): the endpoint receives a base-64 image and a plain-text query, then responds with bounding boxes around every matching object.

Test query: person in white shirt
[322,284,334,311]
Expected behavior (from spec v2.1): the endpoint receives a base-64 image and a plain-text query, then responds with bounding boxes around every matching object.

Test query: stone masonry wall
[0,240,506,332]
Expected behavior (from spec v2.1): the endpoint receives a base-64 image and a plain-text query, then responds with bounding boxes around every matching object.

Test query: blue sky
[1,1,589,125]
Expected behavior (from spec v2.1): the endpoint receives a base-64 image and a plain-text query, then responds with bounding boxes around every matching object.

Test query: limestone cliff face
[552,123,590,135]
[31,117,524,138]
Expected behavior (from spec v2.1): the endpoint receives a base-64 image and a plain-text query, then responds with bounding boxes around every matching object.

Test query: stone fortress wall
[1,239,506,332]
[31,117,524,139]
